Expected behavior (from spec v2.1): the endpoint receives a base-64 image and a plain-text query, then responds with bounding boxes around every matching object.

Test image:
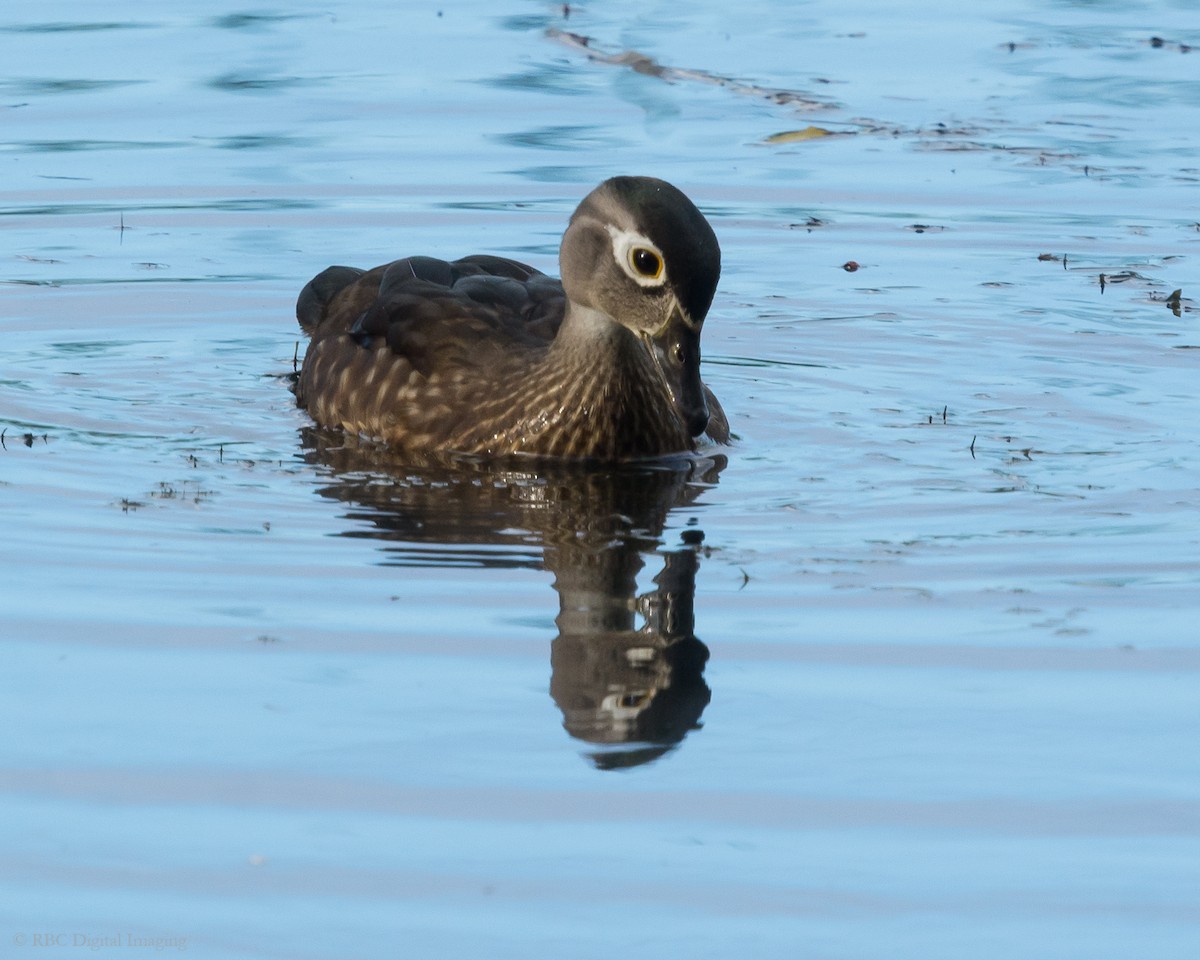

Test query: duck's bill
[651,312,710,438]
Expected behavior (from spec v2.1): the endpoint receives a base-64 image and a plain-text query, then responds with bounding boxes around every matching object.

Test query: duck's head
[559,176,721,439]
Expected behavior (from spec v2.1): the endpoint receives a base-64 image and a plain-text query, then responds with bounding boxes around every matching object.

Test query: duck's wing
[297,254,566,377]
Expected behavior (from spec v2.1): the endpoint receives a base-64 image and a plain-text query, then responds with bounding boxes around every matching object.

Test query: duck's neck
[553,302,625,344]
[516,305,690,460]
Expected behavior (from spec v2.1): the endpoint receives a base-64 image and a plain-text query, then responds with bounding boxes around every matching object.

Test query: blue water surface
[2,2,1198,958]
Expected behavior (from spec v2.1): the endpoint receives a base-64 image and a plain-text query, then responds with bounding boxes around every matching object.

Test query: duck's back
[295,254,570,453]
[298,254,566,350]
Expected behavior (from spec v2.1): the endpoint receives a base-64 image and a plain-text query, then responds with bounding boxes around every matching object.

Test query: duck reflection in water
[300,428,723,769]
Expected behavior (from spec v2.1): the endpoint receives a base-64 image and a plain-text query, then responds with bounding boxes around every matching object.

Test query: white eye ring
[606,226,668,288]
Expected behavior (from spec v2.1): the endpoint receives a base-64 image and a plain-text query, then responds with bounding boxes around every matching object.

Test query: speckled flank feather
[298,323,690,459]
[293,177,725,462]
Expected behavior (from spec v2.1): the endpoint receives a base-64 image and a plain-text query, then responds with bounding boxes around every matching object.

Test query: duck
[294,176,727,461]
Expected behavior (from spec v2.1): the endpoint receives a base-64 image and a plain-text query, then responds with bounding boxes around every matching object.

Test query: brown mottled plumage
[294,176,727,461]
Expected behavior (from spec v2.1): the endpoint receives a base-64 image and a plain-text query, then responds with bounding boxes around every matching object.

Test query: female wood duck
[295,176,728,461]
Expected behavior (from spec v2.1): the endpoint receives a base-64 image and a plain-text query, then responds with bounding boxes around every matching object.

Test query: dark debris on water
[0,428,49,450]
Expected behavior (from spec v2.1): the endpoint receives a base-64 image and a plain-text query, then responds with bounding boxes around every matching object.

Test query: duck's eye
[630,247,663,279]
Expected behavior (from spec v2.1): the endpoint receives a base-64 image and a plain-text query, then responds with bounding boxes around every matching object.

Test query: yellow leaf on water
[763,126,839,144]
